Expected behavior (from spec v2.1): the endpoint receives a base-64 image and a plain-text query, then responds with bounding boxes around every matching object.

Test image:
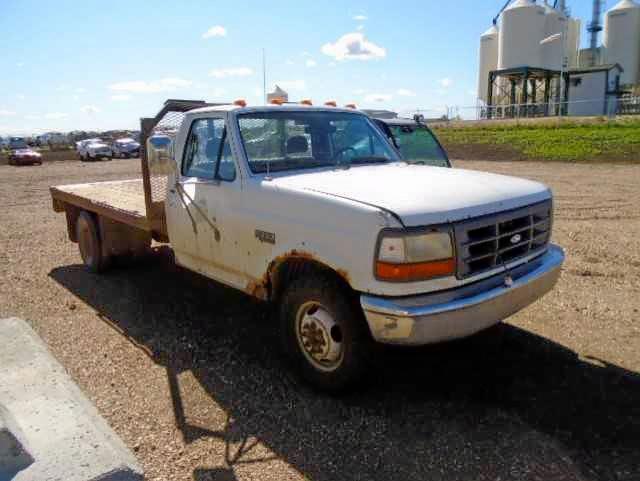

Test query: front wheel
[279,273,371,391]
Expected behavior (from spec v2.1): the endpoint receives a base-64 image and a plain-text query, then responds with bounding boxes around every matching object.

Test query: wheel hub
[297,304,343,371]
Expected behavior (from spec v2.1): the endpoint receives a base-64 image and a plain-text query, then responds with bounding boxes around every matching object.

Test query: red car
[8,148,43,166]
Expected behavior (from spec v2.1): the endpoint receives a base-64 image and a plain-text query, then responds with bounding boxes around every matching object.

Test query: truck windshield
[389,125,449,168]
[238,111,400,174]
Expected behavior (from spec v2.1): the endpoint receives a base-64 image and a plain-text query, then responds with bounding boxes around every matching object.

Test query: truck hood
[272,163,551,226]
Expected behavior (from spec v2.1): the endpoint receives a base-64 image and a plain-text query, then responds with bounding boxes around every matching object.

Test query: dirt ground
[1,158,639,481]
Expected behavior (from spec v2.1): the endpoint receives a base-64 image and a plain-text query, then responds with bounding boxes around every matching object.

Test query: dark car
[372,117,450,168]
[8,148,43,166]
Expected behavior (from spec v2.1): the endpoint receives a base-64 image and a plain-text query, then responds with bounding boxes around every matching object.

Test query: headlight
[376,231,455,282]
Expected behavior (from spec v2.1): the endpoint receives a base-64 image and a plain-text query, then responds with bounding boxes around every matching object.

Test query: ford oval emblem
[510,234,522,244]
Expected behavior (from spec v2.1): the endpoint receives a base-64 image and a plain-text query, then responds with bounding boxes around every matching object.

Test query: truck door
[165,115,246,290]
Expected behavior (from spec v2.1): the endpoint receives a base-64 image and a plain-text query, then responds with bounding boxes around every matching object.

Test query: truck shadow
[49,248,640,481]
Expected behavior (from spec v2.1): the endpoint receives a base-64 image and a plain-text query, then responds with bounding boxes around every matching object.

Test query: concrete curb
[0,317,143,481]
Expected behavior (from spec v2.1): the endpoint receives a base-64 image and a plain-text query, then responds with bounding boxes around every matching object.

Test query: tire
[76,211,109,273]
[279,272,371,391]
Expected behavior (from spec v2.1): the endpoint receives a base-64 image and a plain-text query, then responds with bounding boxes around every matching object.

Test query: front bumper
[360,244,564,345]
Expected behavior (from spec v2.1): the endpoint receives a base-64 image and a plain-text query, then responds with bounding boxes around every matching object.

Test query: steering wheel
[332,146,357,161]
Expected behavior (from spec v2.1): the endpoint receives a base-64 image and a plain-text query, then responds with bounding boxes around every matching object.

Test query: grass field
[433,118,640,162]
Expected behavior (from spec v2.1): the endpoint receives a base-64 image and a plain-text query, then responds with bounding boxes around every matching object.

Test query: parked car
[9,137,28,150]
[111,138,140,158]
[8,148,42,166]
[50,99,565,391]
[77,138,112,161]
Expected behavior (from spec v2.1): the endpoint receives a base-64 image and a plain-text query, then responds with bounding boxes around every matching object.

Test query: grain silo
[603,0,640,85]
[477,25,499,101]
[498,0,547,69]
[566,17,582,68]
[541,3,567,71]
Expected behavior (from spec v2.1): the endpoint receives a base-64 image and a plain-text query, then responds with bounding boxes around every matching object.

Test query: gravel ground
[1,158,639,481]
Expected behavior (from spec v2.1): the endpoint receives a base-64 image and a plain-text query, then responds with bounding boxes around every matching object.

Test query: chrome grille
[454,200,552,279]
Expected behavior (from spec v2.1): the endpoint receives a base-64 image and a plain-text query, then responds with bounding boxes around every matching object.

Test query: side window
[182,118,225,179]
[217,135,236,181]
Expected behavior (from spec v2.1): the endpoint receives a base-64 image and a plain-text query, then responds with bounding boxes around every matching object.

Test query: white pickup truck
[50,99,564,390]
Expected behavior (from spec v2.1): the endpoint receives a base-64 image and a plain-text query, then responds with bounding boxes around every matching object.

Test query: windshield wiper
[348,156,390,165]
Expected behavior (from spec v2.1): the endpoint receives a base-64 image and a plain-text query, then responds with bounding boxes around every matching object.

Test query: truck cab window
[183,118,225,179]
[390,125,450,168]
[217,135,236,181]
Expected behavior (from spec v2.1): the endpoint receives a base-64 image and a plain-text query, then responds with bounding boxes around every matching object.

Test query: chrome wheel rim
[295,302,344,372]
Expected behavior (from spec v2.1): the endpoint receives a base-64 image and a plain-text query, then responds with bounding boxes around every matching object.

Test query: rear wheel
[279,272,371,391]
[76,211,109,273]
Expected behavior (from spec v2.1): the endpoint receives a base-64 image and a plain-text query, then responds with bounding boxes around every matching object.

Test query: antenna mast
[262,49,267,104]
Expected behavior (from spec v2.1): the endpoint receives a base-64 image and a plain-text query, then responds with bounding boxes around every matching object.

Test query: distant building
[567,64,623,116]
[267,85,288,103]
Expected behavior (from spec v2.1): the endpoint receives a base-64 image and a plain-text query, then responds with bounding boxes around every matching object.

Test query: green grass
[432,119,640,162]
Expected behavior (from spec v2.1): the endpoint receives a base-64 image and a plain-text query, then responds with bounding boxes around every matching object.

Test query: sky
[0,0,596,136]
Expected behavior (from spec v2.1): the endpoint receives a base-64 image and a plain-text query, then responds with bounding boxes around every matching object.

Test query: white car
[111,138,140,158]
[51,101,565,391]
[77,139,112,161]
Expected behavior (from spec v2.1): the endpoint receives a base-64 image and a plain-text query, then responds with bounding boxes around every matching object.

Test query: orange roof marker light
[270,98,285,105]
[345,103,357,109]
[324,100,337,107]
[233,98,247,107]
[300,99,313,106]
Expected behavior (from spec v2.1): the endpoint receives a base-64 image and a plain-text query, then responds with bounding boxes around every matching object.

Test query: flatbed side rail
[139,99,220,242]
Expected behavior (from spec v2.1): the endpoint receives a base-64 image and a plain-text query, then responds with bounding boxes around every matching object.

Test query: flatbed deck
[51,179,151,231]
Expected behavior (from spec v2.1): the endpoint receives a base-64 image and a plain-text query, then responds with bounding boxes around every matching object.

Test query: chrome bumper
[360,244,564,345]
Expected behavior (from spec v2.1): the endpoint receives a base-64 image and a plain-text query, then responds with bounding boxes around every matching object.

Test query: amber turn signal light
[375,258,455,282]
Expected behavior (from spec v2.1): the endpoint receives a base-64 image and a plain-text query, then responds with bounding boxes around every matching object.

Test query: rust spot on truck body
[244,249,353,301]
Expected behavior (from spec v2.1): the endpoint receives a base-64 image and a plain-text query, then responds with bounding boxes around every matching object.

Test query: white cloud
[301,51,311,57]
[44,112,68,119]
[276,80,306,91]
[285,59,294,65]
[17,62,24,67]
[24,114,41,120]
[80,105,101,114]
[75,87,87,93]
[353,14,368,21]
[16,94,25,100]
[353,88,366,95]
[322,33,386,61]
[202,25,227,39]
[109,78,192,93]
[364,93,392,103]
[209,67,253,78]
[0,110,16,116]
[305,59,317,68]
[328,62,337,67]
[440,78,452,88]
[356,24,364,31]
[211,87,227,98]
[397,88,416,97]
[111,94,131,101]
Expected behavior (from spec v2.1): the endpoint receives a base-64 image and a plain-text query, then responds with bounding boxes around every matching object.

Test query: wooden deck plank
[50,179,151,231]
